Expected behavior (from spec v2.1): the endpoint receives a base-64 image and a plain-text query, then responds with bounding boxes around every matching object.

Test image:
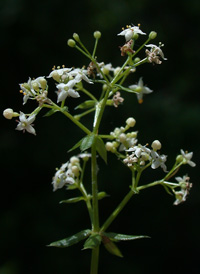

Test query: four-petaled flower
[118,25,146,41]
[180,149,196,167]
[151,150,167,172]
[16,112,36,135]
[129,78,153,103]
[145,44,167,64]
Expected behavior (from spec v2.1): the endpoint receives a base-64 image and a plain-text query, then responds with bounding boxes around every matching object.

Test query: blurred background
[1,0,200,273]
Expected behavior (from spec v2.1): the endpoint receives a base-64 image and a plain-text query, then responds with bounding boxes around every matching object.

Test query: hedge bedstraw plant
[3,24,196,274]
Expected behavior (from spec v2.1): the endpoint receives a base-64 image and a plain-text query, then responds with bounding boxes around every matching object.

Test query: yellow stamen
[62,64,65,68]
[122,27,124,30]
[19,90,23,93]
[138,23,141,27]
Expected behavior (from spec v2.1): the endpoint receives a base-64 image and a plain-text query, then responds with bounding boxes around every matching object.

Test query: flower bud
[67,39,76,47]
[126,117,136,127]
[134,57,140,64]
[73,33,80,42]
[105,142,113,151]
[3,108,14,119]
[149,31,157,40]
[71,165,80,177]
[70,156,79,165]
[32,81,40,91]
[151,140,162,151]
[39,78,47,89]
[119,133,126,143]
[93,31,101,39]
[51,71,60,82]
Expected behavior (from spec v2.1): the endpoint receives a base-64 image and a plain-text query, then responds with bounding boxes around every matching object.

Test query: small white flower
[180,149,196,167]
[129,78,153,103]
[48,67,72,82]
[118,25,146,41]
[16,112,36,135]
[151,151,167,172]
[69,68,93,84]
[173,176,192,206]
[56,81,80,102]
[19,78,36,104]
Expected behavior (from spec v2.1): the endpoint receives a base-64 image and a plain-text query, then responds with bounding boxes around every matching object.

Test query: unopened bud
[119,133,127,143]
[176,155,183,163]
[94,31,101,39]
[3,108,18,119]
[151,140,162,151]
[73,33,80,42]
[67,39,76,47]
[32,81,40,91]
[71,166,79,177]
[39,78,47,89]
[70,156,79,165]
[3,108,14,119]
[105,142,113,151]
[126,117,136,127]
[114,67,121,76]
[134,57,140,64]
[133,33,139,40]
[149,31,157,40]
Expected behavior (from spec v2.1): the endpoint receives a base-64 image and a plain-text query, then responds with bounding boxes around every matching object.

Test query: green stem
[50,102,91,135]
[137,180,162,191]
[78,182,93,224]
[91,143,99,231]
[90,246,99,274]
[100,188,135,232]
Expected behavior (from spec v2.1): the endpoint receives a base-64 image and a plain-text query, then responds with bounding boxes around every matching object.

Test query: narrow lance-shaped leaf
[48,229,91,248]
[83,233,101,250]
[75,100,96,110]
[102,232,150,241]
[95,136,107,163]
[80,133,95,151]
[59,196,85,204]
[68,137,84,153]
[43,109,59,117]
[114,84,138,94]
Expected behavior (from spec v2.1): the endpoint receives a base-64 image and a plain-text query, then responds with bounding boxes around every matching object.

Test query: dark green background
[1,0,200,273]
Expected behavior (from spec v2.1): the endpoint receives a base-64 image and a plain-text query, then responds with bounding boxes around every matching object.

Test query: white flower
[16,112,36,135]
[151,150,167,172]
[19,78,36,104]
[173,176,192,205]
[129,78,153,103]
[48,67,72,82]
[56,81,80,102]
[118,25,146,41]
[69,68,93,84]
[180,149,196,167]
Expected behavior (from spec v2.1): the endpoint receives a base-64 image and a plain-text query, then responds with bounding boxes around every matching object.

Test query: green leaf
[114,84,138,94]
[43,109,58,117]
[83,234,101,250]
[68,138,84,152]
[60,197,85,204]
[95,136,107,163]
[102,236,123,257]
[102,232,150,241]
[75,100,96,110]
[80,134,95,152]
[48,229,91,248]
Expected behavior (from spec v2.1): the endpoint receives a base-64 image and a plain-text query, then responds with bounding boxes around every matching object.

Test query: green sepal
[102,232,150,241]
[67,184,78,190]
[95,136,107,163]
[114,84,138,94]
[59,196,85,204]
[75,100,96,110]
[43,109,58,117]
[68,138,84,153]
[83,233,101,250]
[106,99,114,106]
[80,133,95,152]
[102,236,123,257]
[162,184,173,196]
[48,229,91,248]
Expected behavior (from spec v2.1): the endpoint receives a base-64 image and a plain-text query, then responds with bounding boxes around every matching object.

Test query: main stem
[90,143,99,274]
